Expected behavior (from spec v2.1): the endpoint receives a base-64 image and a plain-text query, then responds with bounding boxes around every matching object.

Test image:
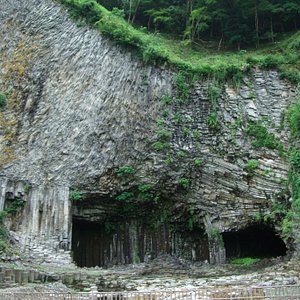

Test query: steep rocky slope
[0,0,298,266]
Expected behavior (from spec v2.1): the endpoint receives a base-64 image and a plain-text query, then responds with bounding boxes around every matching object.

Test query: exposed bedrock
[0,0,298,266]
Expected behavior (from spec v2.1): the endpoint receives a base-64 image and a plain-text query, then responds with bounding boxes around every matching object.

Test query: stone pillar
[0,177,8,211]
[204,216,226,264]
[208,236,226,264]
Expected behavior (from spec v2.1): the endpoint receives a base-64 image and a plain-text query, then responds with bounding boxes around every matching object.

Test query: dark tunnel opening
[72,219,111,267]
[72,217,210,267]
[222,225,287,259]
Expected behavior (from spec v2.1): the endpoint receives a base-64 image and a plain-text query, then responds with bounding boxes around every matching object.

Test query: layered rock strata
[0,0,297,265]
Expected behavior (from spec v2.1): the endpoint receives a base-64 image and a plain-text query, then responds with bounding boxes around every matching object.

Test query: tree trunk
[147,16,152,30]
[270,16,274,43]
[127,0,132,23]
[255,0,259,48]
[218,35,223,51]
[130,0,141,24]
[186,0,193,29]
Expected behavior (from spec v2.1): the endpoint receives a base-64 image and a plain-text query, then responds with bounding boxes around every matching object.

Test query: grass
[245,121,285,156]
[59,0,299,83]
[230,257,260,266]
[288,100,300,221]
[246,159,259,176]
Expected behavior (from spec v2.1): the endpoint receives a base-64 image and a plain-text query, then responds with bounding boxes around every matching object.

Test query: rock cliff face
[0,0,297,266]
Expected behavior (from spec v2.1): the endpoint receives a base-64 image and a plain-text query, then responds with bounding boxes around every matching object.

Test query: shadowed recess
[222,225,287,259]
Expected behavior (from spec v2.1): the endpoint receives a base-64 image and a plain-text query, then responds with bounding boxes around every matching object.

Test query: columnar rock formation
[0,0,297,266]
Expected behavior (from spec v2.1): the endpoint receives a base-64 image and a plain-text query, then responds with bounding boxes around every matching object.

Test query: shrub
[152,141,170,151]
[160,95,172,106]
[156,129,172,141]
[182,127,190,137]
[0,93,7,110]
[207,112,219,130]
[116,191,134,202]
[208,83,221,105]
[281,216,293,240]
[245,121,284,155]
[289,148,300,172]
[0,240,8,252]
[163,156,173,165]
[179,177,190,189]
[174,72,189,101]
[288,101,300,137]
[115,165,135,176]
[24,183,32,194]
[173,112,182,124]
[246,159,259,176]
[194,159,203,167]
[4,198,26,215]
[192,130,201,140]
[69,190,85,201]
[138,184,152,193]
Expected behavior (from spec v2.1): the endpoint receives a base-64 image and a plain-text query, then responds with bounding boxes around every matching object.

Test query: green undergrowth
[0,198,26,254]
[245,121,285,156]
[69,189,85,201]
[230,257,260,266]
[287,98,300,239]
[59,0,299,83]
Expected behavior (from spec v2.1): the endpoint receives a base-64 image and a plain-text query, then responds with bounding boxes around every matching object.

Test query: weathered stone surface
[0,0,298,265]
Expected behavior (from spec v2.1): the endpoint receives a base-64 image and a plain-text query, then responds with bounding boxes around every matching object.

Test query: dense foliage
[61,0,300,83]
[97,0,300,49]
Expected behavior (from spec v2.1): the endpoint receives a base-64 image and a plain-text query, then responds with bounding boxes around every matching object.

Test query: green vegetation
[288,101,300,137]
[177,150,188,158]
[4,198,26,215]
[115,165,136,176]
[207,112,219,130]
[156,129,172,141]
[160,95,172,106]
[194,159,203,167]
[163,156,173,165]
[0,197,27,253]
[179,177,190,189]
[173,112,182,125]
[0,92,7,110]
[192,129,201,140]
[186,209,195,231]
[255,200,294,241]
[230,257,260,266]
[0,212,8,253]
[116,191,134,202]
[96,0,299,50]
[245,121,285,155]
[246,159,259,176]
[138,184,152,193]
[208,82,221,105]
[24,183,32,194]
[209,227,224,247]
[287,95,300,235]
[174,71,190,101]
[69,190,85,201]
[60,0,300,82]
[152,141,170,151]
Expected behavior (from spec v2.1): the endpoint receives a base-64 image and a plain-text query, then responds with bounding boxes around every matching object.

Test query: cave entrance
[222,225,287,259]
[72,217,210,267]
[72,219,112,267]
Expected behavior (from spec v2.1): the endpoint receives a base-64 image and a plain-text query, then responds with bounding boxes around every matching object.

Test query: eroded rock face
[0,0,297,265]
